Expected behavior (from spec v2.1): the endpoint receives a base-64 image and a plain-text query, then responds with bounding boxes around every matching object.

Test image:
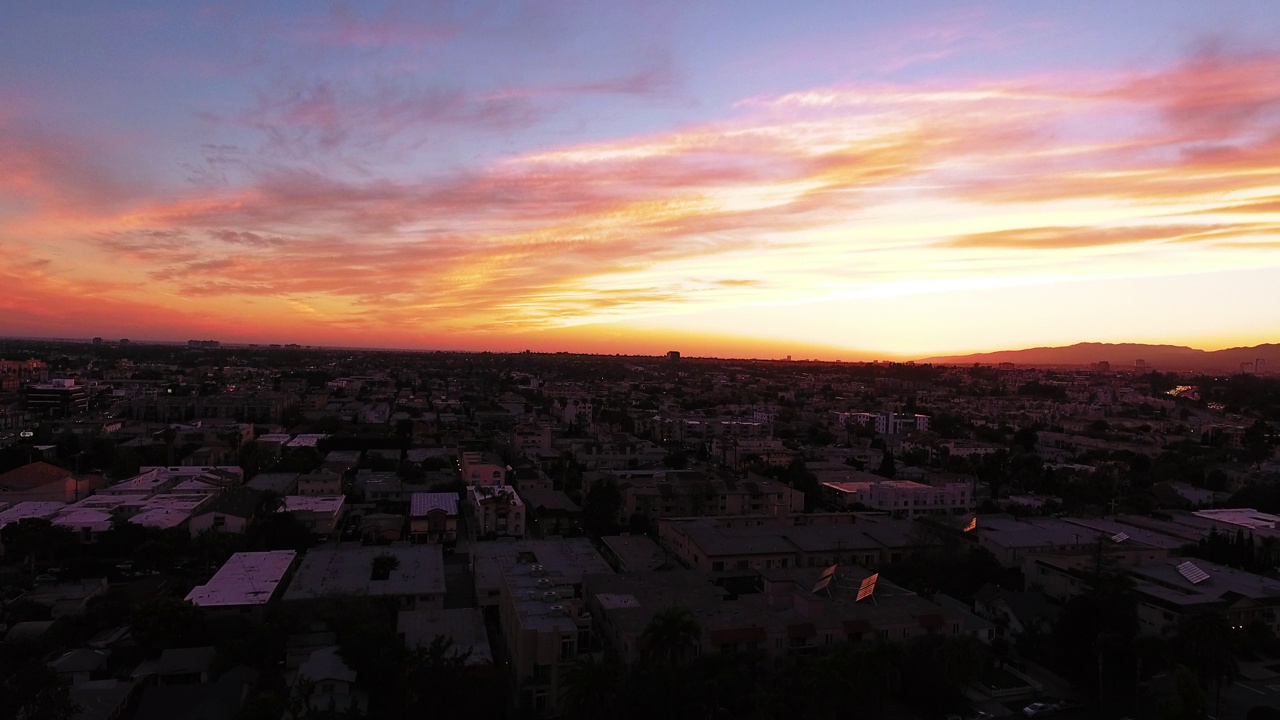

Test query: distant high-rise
[91,337,102,345]
[666,350,680,360]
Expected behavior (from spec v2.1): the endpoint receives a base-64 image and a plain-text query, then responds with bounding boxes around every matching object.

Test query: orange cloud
[5,47,1280,353]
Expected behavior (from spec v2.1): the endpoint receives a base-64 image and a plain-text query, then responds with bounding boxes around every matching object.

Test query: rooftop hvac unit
[530,564,546,576]
[537,578,553,588]
[543,591,559,602]
[550,604,567,615]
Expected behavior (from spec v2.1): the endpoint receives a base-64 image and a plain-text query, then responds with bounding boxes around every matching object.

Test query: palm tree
[560,655,629,720]
[641,606,702,666]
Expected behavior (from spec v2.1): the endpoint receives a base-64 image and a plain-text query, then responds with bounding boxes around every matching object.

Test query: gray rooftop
[600,535,667,572]
[283,545,446,601]
[397,609,493,666]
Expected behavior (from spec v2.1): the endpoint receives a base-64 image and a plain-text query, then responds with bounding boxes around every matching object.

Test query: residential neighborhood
[1,338,1279,720]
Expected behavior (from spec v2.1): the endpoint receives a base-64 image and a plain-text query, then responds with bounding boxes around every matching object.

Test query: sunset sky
[3,1,1279,359]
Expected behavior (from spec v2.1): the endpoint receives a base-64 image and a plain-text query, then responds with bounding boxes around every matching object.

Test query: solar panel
[1111,532,1130,543]
[811,576,833,595]
[1176,560,1210,585]
[855,572,879,602]
[820,564,839,580]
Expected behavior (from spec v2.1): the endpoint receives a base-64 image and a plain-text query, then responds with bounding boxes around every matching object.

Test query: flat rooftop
[186,551,296,608]
[397,609,493,666]
[599,535,666,573]
[283,545,445,601]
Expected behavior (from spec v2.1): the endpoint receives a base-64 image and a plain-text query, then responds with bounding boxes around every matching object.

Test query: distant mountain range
[919,342,1280,372]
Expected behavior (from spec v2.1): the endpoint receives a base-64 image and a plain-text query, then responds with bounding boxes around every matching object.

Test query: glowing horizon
[3,2,1279,360]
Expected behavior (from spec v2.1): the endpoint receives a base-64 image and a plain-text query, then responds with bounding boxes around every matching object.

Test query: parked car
[34,574,58,584]
[1023,703,1055,718]
[1053,699,1085,712]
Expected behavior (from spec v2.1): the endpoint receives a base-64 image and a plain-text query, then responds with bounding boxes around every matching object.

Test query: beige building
[822,480,973,519]
[461,451,507,486]
[469,485,526,539]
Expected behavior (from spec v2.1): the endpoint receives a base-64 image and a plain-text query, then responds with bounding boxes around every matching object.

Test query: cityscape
[3,2,1280,720]
[0,338,1278,719]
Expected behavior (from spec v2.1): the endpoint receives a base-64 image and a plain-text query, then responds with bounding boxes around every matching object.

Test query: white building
[185,550,297,620]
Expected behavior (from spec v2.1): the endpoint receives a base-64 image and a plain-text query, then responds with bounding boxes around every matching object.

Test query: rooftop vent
[543,591,559,602]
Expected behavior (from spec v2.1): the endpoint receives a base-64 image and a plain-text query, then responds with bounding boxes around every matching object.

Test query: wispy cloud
[6,44,1280,349]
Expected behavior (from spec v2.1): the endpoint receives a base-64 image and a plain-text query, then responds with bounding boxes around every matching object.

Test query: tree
[254,490,286,523]
[583,477,623,537]
[1174,609,1239,717]
[0,640,80,720]
[372,552,400,581]
[640,606,702,667]
[934,634,988,691]
[875,450,896,479]
[130,597,208,655]
[561,655,629,720]
[0,517,76,571]
[1013,426,1039,452]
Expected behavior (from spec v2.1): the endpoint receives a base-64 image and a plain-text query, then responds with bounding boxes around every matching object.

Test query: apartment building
[585,567,967,665]
[469,485,526,539]
[470,538,614,718]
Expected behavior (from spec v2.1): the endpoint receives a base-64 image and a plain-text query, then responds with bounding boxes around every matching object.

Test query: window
[711,561,724,571]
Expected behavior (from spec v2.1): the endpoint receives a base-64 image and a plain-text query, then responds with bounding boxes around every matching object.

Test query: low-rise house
[283,495,345,535]
[19,578,110,618]
[521,489,581,537]
[49,648,110,686]
[132,647,217,685]
[297,471,343,496]
[356,470,406,503]
[296,647,367,716]
[188,487,264,537]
